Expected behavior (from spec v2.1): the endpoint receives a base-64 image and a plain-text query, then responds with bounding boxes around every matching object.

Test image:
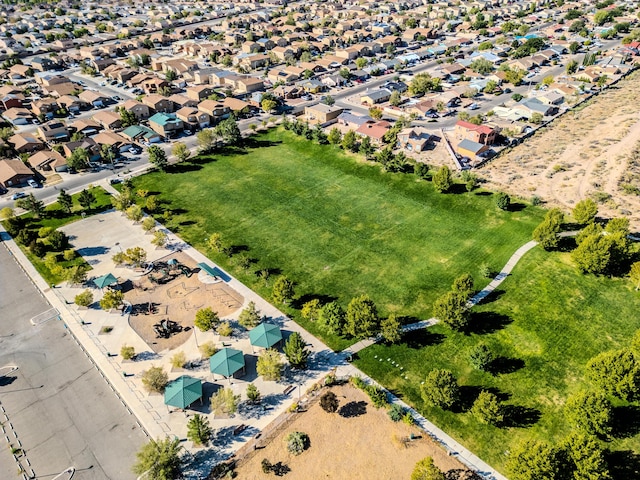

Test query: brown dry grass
[234,384,467,480]
[125,252,243,352]
[480,70,640,230]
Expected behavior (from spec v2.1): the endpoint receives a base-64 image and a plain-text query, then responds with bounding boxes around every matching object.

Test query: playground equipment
[148,260,193,284]
[153,319,182,339]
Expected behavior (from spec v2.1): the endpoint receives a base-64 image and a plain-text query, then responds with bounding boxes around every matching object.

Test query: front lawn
[354,247,640,475]
[127,129,542,349]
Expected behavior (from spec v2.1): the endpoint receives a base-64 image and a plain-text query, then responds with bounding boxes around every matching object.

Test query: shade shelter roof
[249,323,283,349]
[163,375,203,409]
[197,262,231,282]
[209,348,245,377]
[93,273,118,289]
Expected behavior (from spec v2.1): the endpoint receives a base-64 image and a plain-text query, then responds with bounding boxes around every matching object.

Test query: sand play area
[124,252,244,352]
[234,383,471,480]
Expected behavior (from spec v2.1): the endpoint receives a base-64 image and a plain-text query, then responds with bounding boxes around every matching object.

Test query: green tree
[380,314,402,344]
[355,57,367,69]
[318,301,345,334]
[132,437,182,480]
[572,233,610,274]
[164,69,177,82]
[141,366,168,393]
[532,208,564,250]
[506,439,560,480]
[238,301,261,329]
[261,98,277,113]
[215,117,241,144]
[586,348,640,400]
[198,341,217,359]
[471,391,503,425]
[246,383,261,404]
[301,299,321,322]
[359,135,374,159]
[415,163,429,180]
[120,344,135,360]
[346,294,379,338]
[148,145,168,170]
[186,414,211,446]
[573,199,598,224]
[171,142,190,163]
[563,432,612,480]
[432,165,452,193]
[100,290,124,310]
[67,147,89,170]
[389,90,401,106]
[409,73,441,96]
[194,307,219,332]
[0,207,14,220]
[320,391,339,413]
[469,343,494,371]
[469,58,494,75]
[210,387,239,415]
[257,348,283,381]
[420,369,459,410]
[629,261,640,290]
[152,230,167,248]
[283,332,310,369]
[566,59,578,74]
[452,273,474,301]
[74,289,93,307]
[16,193,44,218]
[119,108,137,128]
[496,192,511,210]
[327,128,342,145]
[272,275,294,305]
[411,457,445,480]
[564,391,612,437]
[196,128,216,153]
[286,431,309,456]
[433,291,469,331]
[341,130,358,152]
[126,204,143,223]
[57,189,73,214]
[78,189,95,210]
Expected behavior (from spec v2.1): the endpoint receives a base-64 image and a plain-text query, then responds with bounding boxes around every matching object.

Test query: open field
[481,70,640,230]
[233,383,469,479]
[6,187,112,284]
[129,129,542,350]
[355,246,640,476]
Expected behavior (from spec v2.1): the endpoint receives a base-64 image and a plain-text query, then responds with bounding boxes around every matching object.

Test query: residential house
[79,90,109,108]
[4,107,33,125]
[0,92,23,110]
[169,94,198,110]
[397,127,433,152]
[222,97,252,115]
[0,159,34,188]
[93,131,132,153]
[304,104,344,126]
[176,107,210,130]
[337,112,374,130]
[62,139,101,162]
[28,150,68,172]
[457,138,490,159]
[31,98,59,119]
[360,88,392,105]
[8,133,44,154]
[57,95,89,114]
[197,100,231,123]
[37,121,69,142]
[70,119,103,137]
[454,120,498,145]
[235,77,264,94]
[148,113,184,138]
[355,120,391,145]
[92,110,123,131]
[121,125,162,144]
[121,99,151,120]
[142,94,174,113]
[186,85,217,102]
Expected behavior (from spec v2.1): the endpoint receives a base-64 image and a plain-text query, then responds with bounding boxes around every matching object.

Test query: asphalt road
[0,242,147,480]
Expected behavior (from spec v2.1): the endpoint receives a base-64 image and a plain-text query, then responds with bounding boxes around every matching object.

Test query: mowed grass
[354,247,640,474]
[131,129,542,348]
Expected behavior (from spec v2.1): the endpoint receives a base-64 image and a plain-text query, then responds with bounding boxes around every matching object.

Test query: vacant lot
[233,383,467,479]
[355,246,640,476]
[129,130,542,349]
[482,70,640,230]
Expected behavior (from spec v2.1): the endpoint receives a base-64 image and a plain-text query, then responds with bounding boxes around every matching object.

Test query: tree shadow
[556,236,576,252]
[475,288,506,305]
[606,450,640,480]
[454,385,483,413]
[611,405,640,439]
[271,462,291,476]
[188,155,217,166]
[242,138,283,149]
[474,191,492,196]
[468,311,512,335]
[445,469,483,480]
[179,220,197,227]
[402,329,446,349]
[506,202,526,212]
[489,356,525,375]
[292,293,338,310]
[167,163,203,173]
[448,183,468,195]
[338,400,367,418]
[501,405,541,428]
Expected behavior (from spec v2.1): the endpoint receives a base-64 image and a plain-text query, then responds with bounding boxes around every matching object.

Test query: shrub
[246,383,261,404]
[63,249,76,261]
[320,391,339,413]
[142,216,156,232]
[100,290,124,310]
[100,326,113,334]
[285,432,309,456]
[261,459,272,474]
[210,387,239,415]
[388,403,405,422]
[496,192,511,210]
[257,349,283,381]
[74,289,93,307]
[194,307,219,332]
[402,412,415,426]
[29,240,46,257]
[121,344,135,360]
[198,341,217,358]
[141,366,168,393]
[364,384,389,408]
[217,321,233,337]
[170,351,187,369]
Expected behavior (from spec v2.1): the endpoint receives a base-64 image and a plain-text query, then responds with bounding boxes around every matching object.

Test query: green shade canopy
[197,262,231,282]
[209,348,245,377]
[93,273,118,289]
[249,323,283,349]
[164,375,203,409]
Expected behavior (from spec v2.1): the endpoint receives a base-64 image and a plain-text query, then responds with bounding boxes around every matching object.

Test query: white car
[28,179,39,188]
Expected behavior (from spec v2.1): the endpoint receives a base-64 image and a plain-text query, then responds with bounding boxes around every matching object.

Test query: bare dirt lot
[233,384,468,480]
[125,251,244,352]
[480,71,640,230]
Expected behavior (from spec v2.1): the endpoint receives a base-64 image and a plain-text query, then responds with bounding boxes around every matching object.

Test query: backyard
[354,247,640,476]
[128,129,543,349]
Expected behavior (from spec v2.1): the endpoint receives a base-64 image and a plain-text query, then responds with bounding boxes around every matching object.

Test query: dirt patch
[125,252,244,353]
[233,384,467,480]
[479,71,640,230]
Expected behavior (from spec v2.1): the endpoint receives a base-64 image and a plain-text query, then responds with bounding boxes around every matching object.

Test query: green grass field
[129,129,542,349]
[354,247,640,475]
[8,187,112,284]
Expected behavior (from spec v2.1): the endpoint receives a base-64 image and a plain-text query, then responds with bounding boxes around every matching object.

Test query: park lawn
[129,129,542,349]
[354,247,640,475]
[9,187,112,285]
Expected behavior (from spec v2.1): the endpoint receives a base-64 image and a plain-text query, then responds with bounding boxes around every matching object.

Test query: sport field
[354,247,640,476]
[131,129,542,348]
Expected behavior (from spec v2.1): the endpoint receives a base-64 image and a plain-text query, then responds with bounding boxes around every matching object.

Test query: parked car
[27,179,39,188]
[109,178,123,185]
[467,103,480,110]
[11,192,27,200]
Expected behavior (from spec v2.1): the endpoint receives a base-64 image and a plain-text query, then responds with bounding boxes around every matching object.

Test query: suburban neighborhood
[2,0,640,479]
